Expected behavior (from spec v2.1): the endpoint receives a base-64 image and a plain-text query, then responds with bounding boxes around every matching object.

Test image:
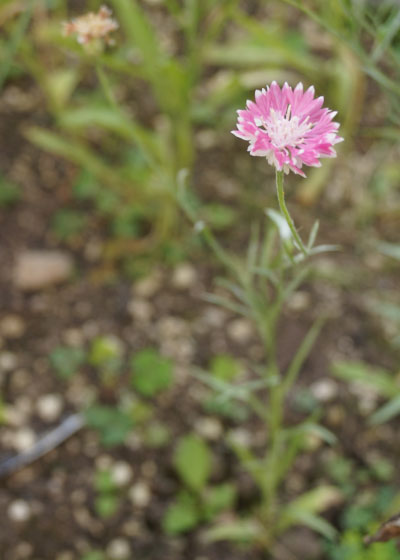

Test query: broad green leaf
[94,469,117,494]
[94,494,119,518]
[85,405,134,447]
[174,434,212,491]
[130,349,173,397]
[89,336,123,371]
[49,346,86,379]
[203,483,236,520]
[163,492,200,534]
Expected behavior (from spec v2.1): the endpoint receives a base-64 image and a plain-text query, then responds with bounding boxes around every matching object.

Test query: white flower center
[256,106,313,150]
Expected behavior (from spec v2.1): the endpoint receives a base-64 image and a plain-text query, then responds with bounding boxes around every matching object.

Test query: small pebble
[171,263,197,289]
[229,428,252,447]
[0,352,18,371]
[195,417,223,441]
[13,428,35,452]
[36,394,63,422]
[13,542,33,558]
[14,250,73,291]
[134,271,162,298]
[287,291,311,311]
[0,315,25,338]
[128,299,153,322]
[107,538,131,560]
[129,482,151,507]
[310,379,338,402]
[227,318,253,343]
[157,316,187,339]
[8,500,31,522]
[111,461,133,487]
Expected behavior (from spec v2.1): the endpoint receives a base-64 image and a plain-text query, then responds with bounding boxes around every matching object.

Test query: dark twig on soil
[0,413,85,479]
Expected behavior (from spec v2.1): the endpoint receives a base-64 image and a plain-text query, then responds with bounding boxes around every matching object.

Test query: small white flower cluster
[62,5,118,46]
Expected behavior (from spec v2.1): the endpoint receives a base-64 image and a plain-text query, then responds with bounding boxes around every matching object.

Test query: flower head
[232,82,343,177]
[62,5,118,46]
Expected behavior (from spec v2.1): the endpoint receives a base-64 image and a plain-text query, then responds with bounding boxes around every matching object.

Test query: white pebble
[128,299,153,322]
[172,263,197,289]
[8,500,31,522]
[310,379,338,402]
[13,428,35,452]
[36,394,63,422]
[229,428,252,447]
[111,461,133,487]
[195,417,223,440]
[0,315,25,338]
[129,482,151,507]
[287,290,311,311]
[0,352,17,371]
[107,538,131,560]
[134,271,162,298]
[227,318,253,343]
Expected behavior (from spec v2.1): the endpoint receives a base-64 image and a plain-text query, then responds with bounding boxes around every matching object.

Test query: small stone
[0,351,17,372]
[227,318,253,343]
[36,394,63,422]
[157,316,187,339]
[310,379,338,402]
[128,299,153,322]
[195,417,223,441]
[0,315,25,338]
[171,263,197,289]
[134,271,162,298]
[107,538,131,560]
[13,428,35,452]
[229,428,252,447]
[95,454,113,469]
[8,500,31,522]
[129,482,151,507]
[62,328,85,346]
[14,250,74,291]
[326,404,345,426]
[287,290,311,311]
[13,542,33,558]
[200,307,227,328]
[111,461,133,487]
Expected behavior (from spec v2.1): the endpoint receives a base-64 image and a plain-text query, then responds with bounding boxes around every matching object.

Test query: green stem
[275,170,308,256]
[96,62,118,108]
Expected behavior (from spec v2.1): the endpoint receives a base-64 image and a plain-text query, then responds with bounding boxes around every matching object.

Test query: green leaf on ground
[174,434,212,492]
[130,348,173,397]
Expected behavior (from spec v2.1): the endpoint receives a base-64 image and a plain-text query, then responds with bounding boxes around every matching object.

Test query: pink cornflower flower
[62,5,118,46]
[232,81,343,177]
